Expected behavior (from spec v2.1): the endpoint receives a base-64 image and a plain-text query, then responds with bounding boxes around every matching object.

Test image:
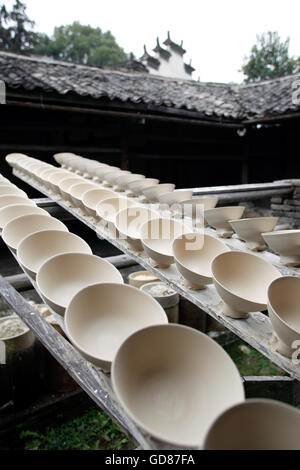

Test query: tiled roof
[0,51,299,121]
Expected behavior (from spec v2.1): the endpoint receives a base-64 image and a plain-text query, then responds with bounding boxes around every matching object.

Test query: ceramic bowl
[262,230,300,267]
[37,253,123,316]
[96,197,136,225]
[114,173,145,191]
[0,195,36,210]
[267,276,300,358]
[58,176,84,201]
[53,152,76,166]
[142,184,175,203]
[47,170,73,193]
[84,161,107,179]
[93,165,120,182]
[103,170,131,188]
[140,217,190,268]
[204,206,245,238]
[39,168,58,188]
[127,178,160,196]
[158,190,193,207]
[229,217,278,251]
[203,399,300,450]
[82,188,116,217]
[112,324,244,448]
[69,182,97,209]
[65,283,168,372]
[0,204,49,231]
[176,197,218,221]
[2,214,68,253]
[115,206,158,251]
[0,185,27,198]
[172,233,230,289]
[211,251,281,319]
[17,230,92,280]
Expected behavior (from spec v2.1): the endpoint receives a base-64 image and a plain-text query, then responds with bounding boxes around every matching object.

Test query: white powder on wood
[147,284,176,297]
[0,315,28,339]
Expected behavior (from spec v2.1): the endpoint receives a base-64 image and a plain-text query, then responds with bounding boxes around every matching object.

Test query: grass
[17,409,135,451]
[225,340,287,377]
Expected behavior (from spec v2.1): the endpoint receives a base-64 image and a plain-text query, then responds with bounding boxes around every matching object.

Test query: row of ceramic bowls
[5,154,300,355]
[3,156,300,448]
[7,152,300,268]
[49,152,300,265]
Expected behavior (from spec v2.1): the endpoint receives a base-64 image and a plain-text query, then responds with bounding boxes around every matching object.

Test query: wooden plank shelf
[11,169,300,382]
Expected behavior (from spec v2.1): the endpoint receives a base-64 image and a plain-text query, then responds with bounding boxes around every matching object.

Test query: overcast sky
[5,0,300,83]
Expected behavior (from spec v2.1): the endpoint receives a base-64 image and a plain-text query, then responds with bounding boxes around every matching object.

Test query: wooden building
[0,51,299,193]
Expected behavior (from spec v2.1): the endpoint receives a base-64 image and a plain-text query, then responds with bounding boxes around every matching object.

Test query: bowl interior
[82,188,116,210]
[112,324,244,447]
[2,214,68,251]
[141,218,189,256]
[65,283,167,366]
[96,197,136,223]
[0,195,35,210]
[37,253,123,310]
[116,206,158,240]
[212,251,280,304]
[173,233,230,278]
[204,399,300,450]
[17,230,92,275]
[0,204,49,230]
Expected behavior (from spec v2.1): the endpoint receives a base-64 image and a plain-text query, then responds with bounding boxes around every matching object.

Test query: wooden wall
[1,100,299,193]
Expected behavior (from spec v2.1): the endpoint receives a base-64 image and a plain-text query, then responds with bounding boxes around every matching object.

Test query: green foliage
[242,31,297,82]
[19,408,135,450]
[0,0,38,53]
[225,340,287,376]
[35,21,128,67]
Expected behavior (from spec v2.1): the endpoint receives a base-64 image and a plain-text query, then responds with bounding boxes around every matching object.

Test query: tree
[35,22,128,67]
[0,0,38,53]
[241,31,297,82]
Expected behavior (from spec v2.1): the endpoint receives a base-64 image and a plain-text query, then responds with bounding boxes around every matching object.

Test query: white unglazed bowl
[267,276,300,358]
[58,176,84,201]
[229,216,278,251]
[0,195,36,210]
[65,283,168,372]
[172,233,230,289]
[142,184,175,203]
[17,230,92,280]
[2,214,68,253]
[82,188,116,217]
[36,253,123,316]
[0,204,47,230]
[211,251,281,319]
[112,324,244,448]
[204,206,245,238]
[140,217,190,268]
[203,399,300,450]
[0,185,27,198]
[96,197,136,225]
[115,206,158,251]
[69,182,97,209]
[262,230,300,267]
[127,178,159,196]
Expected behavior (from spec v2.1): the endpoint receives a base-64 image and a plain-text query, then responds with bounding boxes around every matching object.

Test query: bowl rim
[211,250,281,304]
[229,216,279,225]
[65,282,168,363]
[172,232,230,274]
[17,229,92,273]
[267,275,300,334]
[203,397,300,449]
[111,322,245,448]
[115,206,158,241]
[36,253,124,311]
[140,217,191,255]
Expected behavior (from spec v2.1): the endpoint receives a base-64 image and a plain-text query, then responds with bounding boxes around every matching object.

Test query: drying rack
[0,168,299,450]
